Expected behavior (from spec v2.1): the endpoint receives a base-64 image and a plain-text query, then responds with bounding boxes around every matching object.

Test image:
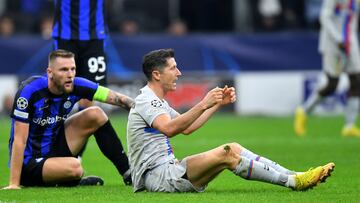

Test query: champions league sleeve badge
[150,99,163,108]
[16,97,28,110]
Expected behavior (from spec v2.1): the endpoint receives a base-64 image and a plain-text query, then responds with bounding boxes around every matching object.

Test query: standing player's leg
[74,40,106,111]
[76,41,131,184]
[342,51,360,137]
[76,39,107,153]
[294,53,341,136]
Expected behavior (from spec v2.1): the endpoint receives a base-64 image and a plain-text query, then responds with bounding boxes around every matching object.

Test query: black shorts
[20,125,76,186]
[53,39,107,86]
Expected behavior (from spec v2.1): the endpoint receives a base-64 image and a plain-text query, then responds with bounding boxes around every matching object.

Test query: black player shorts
[53,38,107,86]
[20,125,76,186]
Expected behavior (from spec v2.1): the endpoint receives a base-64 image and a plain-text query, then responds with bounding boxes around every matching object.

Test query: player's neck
[147,82,166,100]
[48,80,63,95]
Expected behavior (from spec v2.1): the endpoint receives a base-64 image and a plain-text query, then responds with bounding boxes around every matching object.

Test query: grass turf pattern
[0,114,359,202]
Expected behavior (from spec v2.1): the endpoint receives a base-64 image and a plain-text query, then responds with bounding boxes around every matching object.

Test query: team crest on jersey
[64,101,72,109]
[16,97,28,110]
[150,99,162,107]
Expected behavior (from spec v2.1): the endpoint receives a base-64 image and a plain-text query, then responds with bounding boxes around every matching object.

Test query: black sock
[94,120,130,176]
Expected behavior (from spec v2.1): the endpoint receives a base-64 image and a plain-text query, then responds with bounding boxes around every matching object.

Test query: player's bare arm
[107,90,135,110]
[152,87,224,137]
[3,121,29,190]
[182,86,236,134]
[100,88,134,111]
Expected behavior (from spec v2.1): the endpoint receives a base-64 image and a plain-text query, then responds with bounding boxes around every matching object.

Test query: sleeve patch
[150,100,163,107]
[14,109,29,119]
[16,97,28,110]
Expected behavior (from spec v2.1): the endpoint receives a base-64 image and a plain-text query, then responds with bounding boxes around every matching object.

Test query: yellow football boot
[294,167,323,191]
[293,162,335,191]
[294,107,307,136]
[342,126,360,137]
[319,162,335,183]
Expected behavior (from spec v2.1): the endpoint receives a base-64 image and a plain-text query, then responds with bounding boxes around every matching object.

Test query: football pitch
[0,113,359,202]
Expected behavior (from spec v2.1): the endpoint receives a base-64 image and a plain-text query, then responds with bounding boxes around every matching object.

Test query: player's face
[48,57,76,94]
[160,58,182,92]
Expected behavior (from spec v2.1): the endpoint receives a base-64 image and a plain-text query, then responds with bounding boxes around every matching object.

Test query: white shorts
[323,51,360,77]
[144,159,205,193]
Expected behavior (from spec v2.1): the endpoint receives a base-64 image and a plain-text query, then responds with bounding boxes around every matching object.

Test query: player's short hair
[142,48,174,80]
[48,49,75,65]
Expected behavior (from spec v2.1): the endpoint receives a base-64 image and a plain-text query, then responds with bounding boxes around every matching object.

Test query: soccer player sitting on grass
[3,49,132,189]
[127,48,335,192]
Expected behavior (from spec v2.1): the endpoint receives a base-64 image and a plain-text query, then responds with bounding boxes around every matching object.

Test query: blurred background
[0,0,350,116]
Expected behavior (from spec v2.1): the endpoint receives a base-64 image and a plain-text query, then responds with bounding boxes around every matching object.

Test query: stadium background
[0,0,351,116]
[0,1,359,202]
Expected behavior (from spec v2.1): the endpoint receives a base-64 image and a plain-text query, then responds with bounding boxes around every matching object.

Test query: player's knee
[67,158,83,179]
[83,106,108,125]
[220,143,242,167]
[222,142,242,154]
[319,75,338,96]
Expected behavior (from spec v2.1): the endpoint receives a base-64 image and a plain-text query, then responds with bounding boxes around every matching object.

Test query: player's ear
[47,67,53,79]
[152,70,161,81]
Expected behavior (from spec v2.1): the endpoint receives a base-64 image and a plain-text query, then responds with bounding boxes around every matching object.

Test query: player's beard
[63,83,74,94]
[52,77,73,94]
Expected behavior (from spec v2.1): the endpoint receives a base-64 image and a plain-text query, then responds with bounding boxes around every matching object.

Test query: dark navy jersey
[9,75,98,165]
[52,0,107,40]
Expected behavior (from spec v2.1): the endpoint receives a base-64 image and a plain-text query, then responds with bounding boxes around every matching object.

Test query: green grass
[0,113,359,202]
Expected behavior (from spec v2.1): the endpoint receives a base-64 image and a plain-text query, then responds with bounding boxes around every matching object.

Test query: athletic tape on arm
[93,86,110,102]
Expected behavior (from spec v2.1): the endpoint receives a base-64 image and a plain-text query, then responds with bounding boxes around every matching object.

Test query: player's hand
[201,87,224,109]
[221,85,236,105]
[2,185,21,190]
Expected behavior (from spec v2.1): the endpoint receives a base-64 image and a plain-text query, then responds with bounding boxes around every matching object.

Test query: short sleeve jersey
[127,85,179,192]
[9,75,98,165]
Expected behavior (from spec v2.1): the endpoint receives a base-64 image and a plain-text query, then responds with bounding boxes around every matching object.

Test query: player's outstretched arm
[3,121,29,190]
[93,86,134,111]
[152,87,223,137]
[106,89,135,111]
[182,85,236,135]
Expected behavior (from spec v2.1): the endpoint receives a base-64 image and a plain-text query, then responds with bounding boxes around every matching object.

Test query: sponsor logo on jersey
[16,97,28,110]
[35,158,44,163]
[95,75,105,81]
[39,105,49,111]
[32,115,68,126]
[64,101,72,109]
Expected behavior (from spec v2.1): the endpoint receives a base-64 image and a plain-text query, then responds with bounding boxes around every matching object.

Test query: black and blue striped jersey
[9,75,98,165]
[52,0,107,40]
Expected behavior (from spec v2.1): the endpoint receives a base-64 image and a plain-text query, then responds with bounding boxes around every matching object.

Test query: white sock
[344,97,360,128]
[233,156,290,187]
[303,92,322,113]
[240,149,295,175]
[286,175,296,188]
